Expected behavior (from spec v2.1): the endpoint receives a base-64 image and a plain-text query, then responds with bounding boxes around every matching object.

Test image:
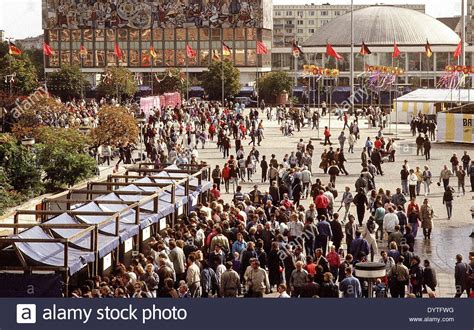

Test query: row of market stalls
[392,88,474,144]
[0,164,211,297]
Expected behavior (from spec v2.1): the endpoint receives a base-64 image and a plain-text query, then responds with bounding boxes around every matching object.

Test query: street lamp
[136,117,146,163]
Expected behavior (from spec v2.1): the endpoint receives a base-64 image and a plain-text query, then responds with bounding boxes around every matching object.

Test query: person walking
[324,126,332,146]
[422,259,437,294]
[454,254,471,298]
[220,262,241,297]
[470,160,474,192]
[442,186,454,220]
[439,165,453,191]
[408,169,418,200]
[389,256,409,298]
[422,165,432,196]
[409,255,423,298]
[455,165,466,196]
[339,267,362,298]
[353,188,368,226]
[289,260,309,297]
[420,198,434,240]
[244,260,270,298]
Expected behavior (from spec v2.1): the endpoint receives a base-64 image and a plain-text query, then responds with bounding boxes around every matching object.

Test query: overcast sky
[0,0,464,39]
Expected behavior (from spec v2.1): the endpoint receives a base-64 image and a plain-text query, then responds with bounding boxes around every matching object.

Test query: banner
[4,298,474,330]
[437,112,474,144]
[139,97,161,118]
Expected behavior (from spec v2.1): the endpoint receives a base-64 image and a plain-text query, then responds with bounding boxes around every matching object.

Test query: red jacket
[315,194,329,209]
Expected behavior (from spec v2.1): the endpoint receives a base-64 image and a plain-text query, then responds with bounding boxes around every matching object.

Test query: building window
[297,11,304,17]
[321,11,328,16]
[297,29,303,34]
[321,19,329,25]
[335,11,341,15]
[286,11,292,15]
[285,29,293,34]
[309,11,315,16]
[309,20,315,25]
[309,28,315,33]
[297,20,303,25]
[286,20,293,25]
[275,11,281,16]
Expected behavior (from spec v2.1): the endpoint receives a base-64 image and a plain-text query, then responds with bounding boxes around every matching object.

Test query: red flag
[256,41,268,55]
[186,44,197,58]
[114,43,123,60]
[454,40,462,59]
[392,42,401,58]
[43,43,55,56]
[326,43,342,60]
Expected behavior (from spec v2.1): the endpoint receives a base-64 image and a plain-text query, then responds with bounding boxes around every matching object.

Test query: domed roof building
[272,5,467,89]
[303,6,460,47]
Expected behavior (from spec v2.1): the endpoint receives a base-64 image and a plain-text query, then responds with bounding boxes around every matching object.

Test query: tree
[154,68,188,95]
[96,66,138,100]
[24,48,44,81]
[201,60,240,100]
[10,94,68,140]
[34,127,95,188]
[257,71,293,103]
[0,134,42,194]
[48,65,90,101]
[0,54,39,96]
[90,105,139,147]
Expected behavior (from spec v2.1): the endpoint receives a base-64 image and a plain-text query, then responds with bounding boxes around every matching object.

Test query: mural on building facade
[42,0,265,29]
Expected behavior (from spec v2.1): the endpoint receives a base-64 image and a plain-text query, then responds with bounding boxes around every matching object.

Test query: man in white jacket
[383,207,399,237]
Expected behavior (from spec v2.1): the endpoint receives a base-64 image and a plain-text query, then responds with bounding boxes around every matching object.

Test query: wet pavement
[197,108,474,297]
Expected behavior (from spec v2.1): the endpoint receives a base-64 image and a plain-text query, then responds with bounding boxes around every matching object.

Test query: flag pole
[80,51,84,100]
[43,49,48,93]
[151,54,154,98]
[221,58,224,107]
[350,0,354,115]
[186,51,189,102]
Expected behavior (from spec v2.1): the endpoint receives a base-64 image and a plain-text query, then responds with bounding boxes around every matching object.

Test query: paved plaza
[197,108,474,297]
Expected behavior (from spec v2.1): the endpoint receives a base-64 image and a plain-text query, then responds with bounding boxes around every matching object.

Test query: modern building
[272,5,464,88]
[272,3,425,47]
[16,35,44,50]
[41,0,273,86]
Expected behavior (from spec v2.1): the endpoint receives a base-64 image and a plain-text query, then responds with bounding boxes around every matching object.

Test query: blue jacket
[339,276,362,298]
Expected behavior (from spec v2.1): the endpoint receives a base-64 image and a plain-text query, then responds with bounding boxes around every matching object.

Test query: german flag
[79,45,88,57]
[149,45,158,59]
[8,41,22,56]
[222,42,232,56]
[359,42,371,56]
[425,40,433,58]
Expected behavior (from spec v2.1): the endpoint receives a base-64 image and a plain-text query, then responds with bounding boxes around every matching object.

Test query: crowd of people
[71,100,473,299]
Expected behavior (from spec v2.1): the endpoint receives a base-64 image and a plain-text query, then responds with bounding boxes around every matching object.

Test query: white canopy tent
[392,88,474,123]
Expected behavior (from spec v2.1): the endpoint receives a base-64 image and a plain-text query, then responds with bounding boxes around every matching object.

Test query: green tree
[201,60,240,100]
[96,66,138,100]
[90,105,139,147]
[154,68,188,95]
[0,54,39,95]
[36,127,95,188]
[257,71,293,103]
[0,134,42,194]
[24,48,44,81]
[48,65,90,101]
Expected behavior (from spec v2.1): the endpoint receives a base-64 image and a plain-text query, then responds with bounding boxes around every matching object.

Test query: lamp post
[136,117,146,163]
